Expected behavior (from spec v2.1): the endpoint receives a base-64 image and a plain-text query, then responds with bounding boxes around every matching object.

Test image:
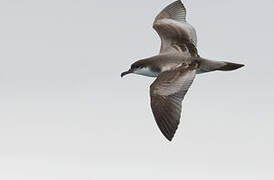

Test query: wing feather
[150,65,196,141]
[154,0,186,23]
[153,1,198,56]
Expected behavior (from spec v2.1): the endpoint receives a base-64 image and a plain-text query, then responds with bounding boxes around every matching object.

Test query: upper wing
[150,65,196,141]
[153,0,198,56]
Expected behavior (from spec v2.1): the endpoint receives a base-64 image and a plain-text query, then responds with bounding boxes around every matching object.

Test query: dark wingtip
[163,133,175,142]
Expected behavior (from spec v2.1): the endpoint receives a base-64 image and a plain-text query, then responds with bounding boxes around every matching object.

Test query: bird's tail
[196,58,244,74]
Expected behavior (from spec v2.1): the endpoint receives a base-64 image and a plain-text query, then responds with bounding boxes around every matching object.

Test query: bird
[121,0,244,141]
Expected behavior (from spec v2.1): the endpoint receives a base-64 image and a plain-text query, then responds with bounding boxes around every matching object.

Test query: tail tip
[220,62,245,71]
[238,63,245,68]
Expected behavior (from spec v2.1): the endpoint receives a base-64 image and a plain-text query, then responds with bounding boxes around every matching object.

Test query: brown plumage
[150,64,197,140]
[121,0,244,141]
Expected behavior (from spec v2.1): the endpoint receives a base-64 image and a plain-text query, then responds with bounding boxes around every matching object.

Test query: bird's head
[121,61,145,78]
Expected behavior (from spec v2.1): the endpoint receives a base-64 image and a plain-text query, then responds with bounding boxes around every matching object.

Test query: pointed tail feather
[217,62,245,71]
[196,58,244,73]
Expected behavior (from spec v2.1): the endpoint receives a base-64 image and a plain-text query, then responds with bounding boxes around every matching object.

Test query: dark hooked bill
[121,69,133,77]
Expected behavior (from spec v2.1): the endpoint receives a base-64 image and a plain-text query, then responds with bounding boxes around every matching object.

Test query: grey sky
[0,0,273,179]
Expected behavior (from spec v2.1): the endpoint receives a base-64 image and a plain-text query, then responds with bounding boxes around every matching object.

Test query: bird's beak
[121,69,133,78]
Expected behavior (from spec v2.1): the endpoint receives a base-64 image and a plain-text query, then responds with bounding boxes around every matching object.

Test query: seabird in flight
[121,0,244,141]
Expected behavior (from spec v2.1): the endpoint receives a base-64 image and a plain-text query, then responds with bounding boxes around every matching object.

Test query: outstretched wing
[150,65,196,141]
[153,0,198,57]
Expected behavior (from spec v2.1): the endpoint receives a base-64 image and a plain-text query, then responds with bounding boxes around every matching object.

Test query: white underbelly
[133,67,159,77]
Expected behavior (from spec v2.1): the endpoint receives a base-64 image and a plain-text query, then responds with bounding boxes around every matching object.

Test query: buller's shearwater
[121,0,244,141]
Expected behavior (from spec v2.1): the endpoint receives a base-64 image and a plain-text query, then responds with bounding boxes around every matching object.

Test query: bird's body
[131,53,193,77]
[121,0,244,141]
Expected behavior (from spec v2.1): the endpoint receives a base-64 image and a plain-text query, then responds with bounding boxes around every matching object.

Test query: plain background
[0,0,273,179]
